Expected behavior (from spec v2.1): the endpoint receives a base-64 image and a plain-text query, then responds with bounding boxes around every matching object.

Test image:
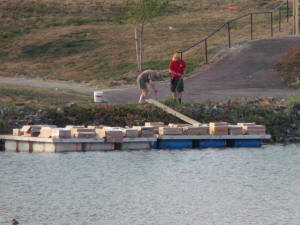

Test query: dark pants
[170,77,184,92]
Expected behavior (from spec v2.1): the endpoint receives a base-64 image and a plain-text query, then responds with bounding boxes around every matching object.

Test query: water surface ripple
[1,144,300,225]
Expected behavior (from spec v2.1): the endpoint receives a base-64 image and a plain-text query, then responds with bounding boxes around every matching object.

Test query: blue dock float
[150,141,158,149]
[157,139,193,149]
[227,139,261,148]
[198,139,226,148]
[156,135,271,149]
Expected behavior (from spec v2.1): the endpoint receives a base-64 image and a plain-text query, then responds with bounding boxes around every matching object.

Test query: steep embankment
[0,0,286,87]
[1,98,300,143]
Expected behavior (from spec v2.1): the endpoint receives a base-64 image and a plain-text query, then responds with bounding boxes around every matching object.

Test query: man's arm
[169,69,182,76]
[181,68,186,78]
[149,80,157,94]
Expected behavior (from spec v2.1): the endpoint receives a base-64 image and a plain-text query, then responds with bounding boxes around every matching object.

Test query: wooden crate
[96,128,123,143]
[39,127,53,138]
[183,126,209,135]
[209,126,229,135]
[228,125,243,135]
[168,123,191,128]
[22,125,42,137]
[74,132,96,138]
[66,125,85,129]
[52,128,72,139]
[12,129,21,136]
[20,125,31,135]
[237,122,256,126]
[132,126,155,137]
[145,122,164,126]
[122,128,139,138]
[87,125,106,129]
[145,122,166,134]
[159,127,183,135]
[243,125,266,135]
[71,128,95,137]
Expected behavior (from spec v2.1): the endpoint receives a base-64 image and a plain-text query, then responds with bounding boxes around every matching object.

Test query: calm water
[1,144,300,225]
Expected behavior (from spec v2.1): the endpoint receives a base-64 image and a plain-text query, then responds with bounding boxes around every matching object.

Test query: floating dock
[0,97,272,153]
[0,134,271,153]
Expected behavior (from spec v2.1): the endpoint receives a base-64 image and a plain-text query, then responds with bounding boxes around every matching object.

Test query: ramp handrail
[178,0,289,64]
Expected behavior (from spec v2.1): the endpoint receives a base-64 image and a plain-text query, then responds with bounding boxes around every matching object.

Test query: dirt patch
[274,45,300,87]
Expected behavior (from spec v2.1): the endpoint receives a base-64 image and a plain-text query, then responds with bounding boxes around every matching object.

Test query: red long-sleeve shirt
[169,59,186,79]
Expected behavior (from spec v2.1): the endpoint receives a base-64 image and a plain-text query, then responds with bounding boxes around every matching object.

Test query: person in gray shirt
[137,69,162,103]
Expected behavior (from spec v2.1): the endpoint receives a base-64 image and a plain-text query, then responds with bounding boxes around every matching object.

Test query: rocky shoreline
[0,97,300,143]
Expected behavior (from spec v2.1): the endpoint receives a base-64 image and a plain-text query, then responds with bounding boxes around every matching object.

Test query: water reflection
[0,144,300,225]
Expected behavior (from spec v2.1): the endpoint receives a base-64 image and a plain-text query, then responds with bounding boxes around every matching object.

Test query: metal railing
[178,0,289,64]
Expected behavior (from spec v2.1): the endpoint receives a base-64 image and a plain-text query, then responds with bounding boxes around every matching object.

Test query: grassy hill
[0,0,289,88]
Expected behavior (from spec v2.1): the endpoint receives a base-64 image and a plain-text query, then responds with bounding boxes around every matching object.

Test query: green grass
[0,119,6,134]
[285,97,300,106]
[22,39,100,58]
[143,60,170,70]
[161,96,178,106]
[0,85,91,106]
[0,27,29,39]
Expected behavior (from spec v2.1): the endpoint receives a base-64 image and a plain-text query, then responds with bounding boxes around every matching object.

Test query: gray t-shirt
[137,70,159,84]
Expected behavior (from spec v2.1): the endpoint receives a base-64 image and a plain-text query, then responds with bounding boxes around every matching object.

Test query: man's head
[172,53,180,61]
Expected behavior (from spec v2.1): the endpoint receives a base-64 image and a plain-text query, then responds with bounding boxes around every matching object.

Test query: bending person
[169,53,186,103]
[137,69,162,103]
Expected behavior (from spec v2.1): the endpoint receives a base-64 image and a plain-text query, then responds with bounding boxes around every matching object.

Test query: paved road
[1,37,300,103]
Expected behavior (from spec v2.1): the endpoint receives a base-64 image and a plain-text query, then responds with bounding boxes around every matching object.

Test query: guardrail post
[250,13,253,40]
[205,39,208,64]
[287,0,289,22]
[279,7,282,32]
[179,51,183,60]
[177,2,287,63]
[270,12,273,37]
[227,22,231,48]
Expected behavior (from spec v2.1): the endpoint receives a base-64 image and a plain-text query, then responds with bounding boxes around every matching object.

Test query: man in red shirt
[169,53,186,103]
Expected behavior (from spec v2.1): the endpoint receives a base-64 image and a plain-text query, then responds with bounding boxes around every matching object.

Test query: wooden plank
[145,98,200,126]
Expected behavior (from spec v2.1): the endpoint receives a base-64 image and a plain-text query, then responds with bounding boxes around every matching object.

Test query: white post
[134,27,141,71]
